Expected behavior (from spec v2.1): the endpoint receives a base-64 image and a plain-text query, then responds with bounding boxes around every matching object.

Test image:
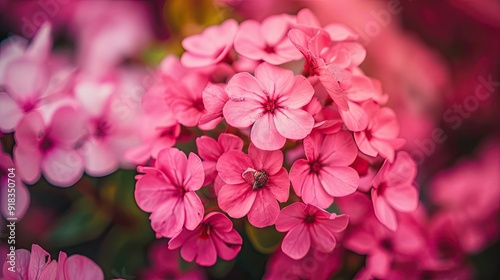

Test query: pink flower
[216,144,289,227]
[0,147,30,220]
[168,212,243,266]
[2,244,103,280]
[181,19,238,68]
[290,131,359,208]
[275,202,349,260]
[14,107,86,187]
[199,84,229,125]
[223,62,315,150]
[196,133,243,186]
[234,14,301,64]
[354,102,406,162]
[135,148,205,238]
[371,151,419,231]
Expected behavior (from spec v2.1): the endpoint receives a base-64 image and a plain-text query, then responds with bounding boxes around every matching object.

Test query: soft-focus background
[0,0,499,279]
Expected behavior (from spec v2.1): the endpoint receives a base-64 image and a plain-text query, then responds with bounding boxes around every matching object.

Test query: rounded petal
[274,108,314,140]
[247,188,281,227]
[0,93,23,132]
[196,135,220,161]
[135,173,176,212]
[248,143,283,175]
[42,148,84,187]
[183,153,204,191]
[319,166,359,197]
[64,255,104,280]
[265,168,290,202]
[14,145,42,184]
[301,174,334,209]
[372,189,397,231]
[338,101,368,131]
[278,75,315,108]
[320,131,358,166]
[310,223,337,253]
[289,159,311,197]
[218,133,244,152]
[223,98,265,128]
[218,183,256,218]
[216,150,251,184]
[82,140,119,177]
[183,192,204,230]
[281,224,311,260]
[275,202,306,232]
[254,63,294,100]
[251,113,286,150]
[212,228,243,261]
[384,186,419,212]
[156,148,187,186]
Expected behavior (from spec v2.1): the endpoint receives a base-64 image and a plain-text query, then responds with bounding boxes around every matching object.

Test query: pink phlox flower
[196,133,243,186]
[216,143,290,227]
[14,107,86,187]
[371,151,419,231]
[290,131,360,208]
[2,244,104,280]
[275,202,349,260]
[135,148,205,238]
[223,62,315,150]
[354,101,406,162]
[181,19,239,68]
[199,84,229,125]
[234,14,302,65]
[168,212,243,266]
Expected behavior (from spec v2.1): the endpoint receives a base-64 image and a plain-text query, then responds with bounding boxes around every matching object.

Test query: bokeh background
[0,0,499,279]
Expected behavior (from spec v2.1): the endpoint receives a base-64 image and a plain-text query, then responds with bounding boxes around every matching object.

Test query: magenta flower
[223,62,315,150]
[14,107,86,187]
[135,148,205,238]
[196,133,243,186]
[354,102,406,162]
[216,144,289,227]
[275,202,349,260]
[2,244,103,280]
[168,212,243,266]
[181,19,238,68]
[290,131,359,208]
[234,14,301,65]
[371,151,419,231]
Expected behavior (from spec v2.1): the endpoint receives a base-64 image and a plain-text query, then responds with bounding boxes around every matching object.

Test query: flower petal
[247,188,280,227]
[251,113,286,150]
[274,108,314,140]
[281,224,310,260]
[218,183,256,218]
[372,189,397,231]
[275,202,306,232]
[319,166,359,197]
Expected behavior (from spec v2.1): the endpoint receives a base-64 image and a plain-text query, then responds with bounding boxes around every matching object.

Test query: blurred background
[0,0,499,279]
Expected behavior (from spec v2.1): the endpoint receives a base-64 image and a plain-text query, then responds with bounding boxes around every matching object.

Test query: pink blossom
[2,244,103,280]
[354,101,406,162]
[223,62,315,150]
[275,202,349,260]
[371,151,419,231]
[290,131,359,208]
[216,144,289,227]
[234,14,301,64]
[135,148,205,238]
[168,212,243,266]
[196,133,243,186]
[199,84,229,125]
[181,19,238,68]
[14,107,86,187]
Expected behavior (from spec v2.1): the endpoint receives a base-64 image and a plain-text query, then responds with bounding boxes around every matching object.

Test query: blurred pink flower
[289,131,359,208]
[2,244,103,280]
[169,212,242,266]
[0,145,30,220]
[196,133,243,186]
[135,148,205,238]
[181,19,239,68]
[354,101,406,162]
[14,107,86,187]
[371,151,419,231]
[275,202,348,260]
[216,144,289,227]
[224,62,315,150]
[234,14,301,64]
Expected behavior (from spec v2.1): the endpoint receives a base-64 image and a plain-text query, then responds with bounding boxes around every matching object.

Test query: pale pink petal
[202,84,229,113]
[183,153,204,191]
[372,189,397,231]
[338,101,368,131]
[371,107,400,139]
[384,186,419,212]
[344,75,375,102]
[301,174,334,208]
[261,15,290,46]
[38,260,57,280]
[216,151,251,184]
[219,133,243,152]
[234,20,266,60]
[354,131,378,157]
[278,75,314,108]
[320,131,358,166]
[275,202,306,232]
[0,93,23,132]
[196,136,220,161]
[135,173,176,212]
[83,140,120,177]
[26,22,52,59]
[369,138,396,162]
[316,66,349,111]
[281,224,311,260]
[4,58,46,101]
[14,111,45,148]
[49,107,87,145]
[319,166,359,197]
[226,72,267,101]
[248,144,283,175]
[310,223,337,252]
[42,148,85,186]
[3,249,30,279]
[156,148,187,186]
[265,168,290,202]
[218,183,257,218]
[289,159,310,197]
[274,108,314,140]
[64,255,104,280]
[247,188,281,227]
[183,192,204,230]
[150,197,185,237]
[251,113,286,150]
[223,99,265,128]
[28,244,51,280]
[14,145,42,184]
[254,63,294,100]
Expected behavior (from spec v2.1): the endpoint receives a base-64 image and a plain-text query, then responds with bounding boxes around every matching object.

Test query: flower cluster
[132,8,418,267]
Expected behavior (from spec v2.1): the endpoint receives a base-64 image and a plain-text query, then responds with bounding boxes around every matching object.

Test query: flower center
[193,98,204,112]
[95,120,111,139]
[309,160,323,174]
[243,168,269,190]
[199,223,211,240]
[264,45,275,54]
[38,133,53,152]
[376,182,388,196]
[305,214,316,224]
[264,99,277,113]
